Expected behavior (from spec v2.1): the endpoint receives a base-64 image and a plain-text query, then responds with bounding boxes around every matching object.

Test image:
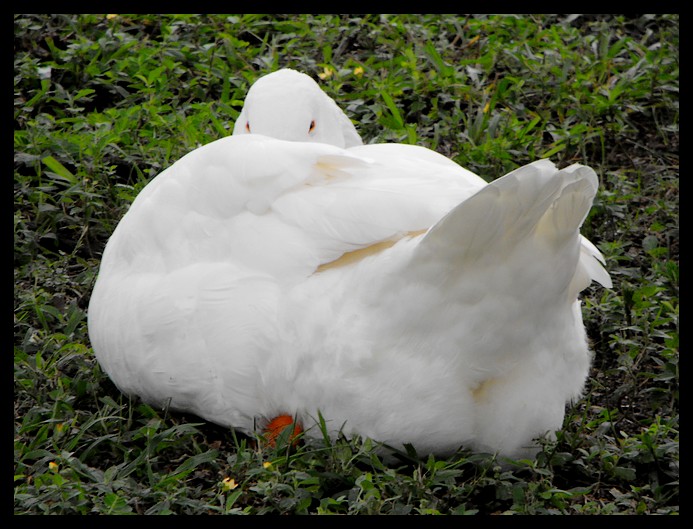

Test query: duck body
[88,69,611,460]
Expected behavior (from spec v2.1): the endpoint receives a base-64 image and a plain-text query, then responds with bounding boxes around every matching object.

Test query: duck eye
[245,121,251,133]
[309,120,316,133]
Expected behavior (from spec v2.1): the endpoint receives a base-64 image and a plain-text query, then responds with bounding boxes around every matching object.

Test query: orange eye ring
[309,120,316,133]
[245,121,251,132]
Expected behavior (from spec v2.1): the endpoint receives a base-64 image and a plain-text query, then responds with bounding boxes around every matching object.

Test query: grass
[14,14,678,514]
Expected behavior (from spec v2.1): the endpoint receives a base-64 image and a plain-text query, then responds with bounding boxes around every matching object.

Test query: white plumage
[88,68,611,460]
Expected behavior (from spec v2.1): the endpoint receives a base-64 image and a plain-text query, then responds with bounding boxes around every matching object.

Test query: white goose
[88,68,612,460]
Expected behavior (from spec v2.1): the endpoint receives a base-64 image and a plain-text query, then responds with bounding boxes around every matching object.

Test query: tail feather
[409,159,610,295]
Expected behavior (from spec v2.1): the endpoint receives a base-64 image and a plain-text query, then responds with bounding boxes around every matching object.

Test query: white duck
[88,68,612,460]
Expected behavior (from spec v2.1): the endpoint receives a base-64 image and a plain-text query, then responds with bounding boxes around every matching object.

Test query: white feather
[88,68,611,460]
